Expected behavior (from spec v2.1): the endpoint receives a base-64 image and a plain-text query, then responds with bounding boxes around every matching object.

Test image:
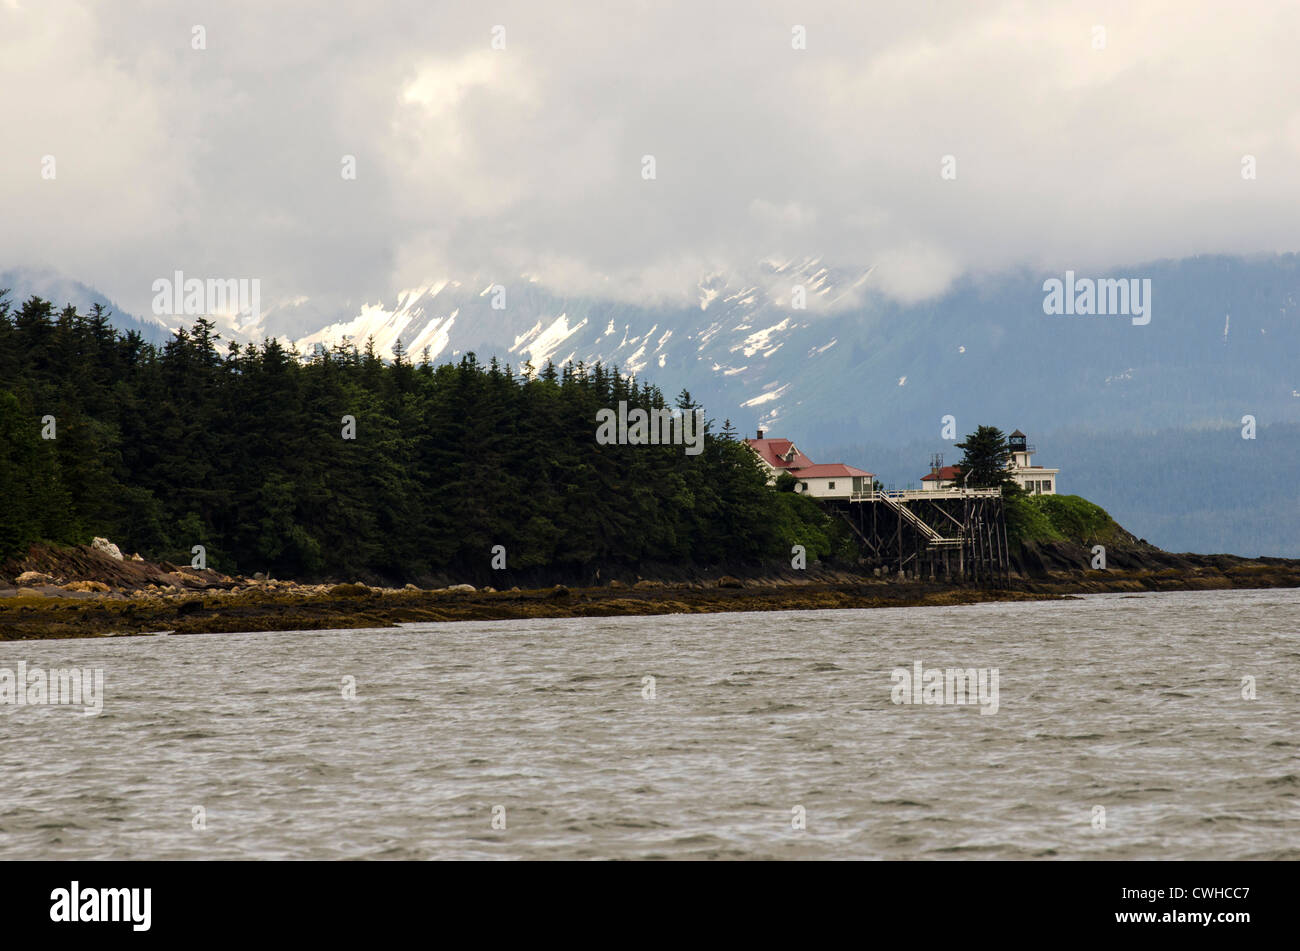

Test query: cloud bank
[3,0,1299,334]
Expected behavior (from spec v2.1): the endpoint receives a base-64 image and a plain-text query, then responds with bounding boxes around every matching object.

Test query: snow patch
[740,382,791,407]
[733,317,791,358]
[508,313,589,366]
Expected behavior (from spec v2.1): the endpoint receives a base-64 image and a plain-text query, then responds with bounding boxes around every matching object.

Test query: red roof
[744,437,815,469]
[790,463,874,478]
[921,465,961,482]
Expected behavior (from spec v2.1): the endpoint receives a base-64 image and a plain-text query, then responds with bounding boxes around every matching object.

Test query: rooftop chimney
[756,429,765,439]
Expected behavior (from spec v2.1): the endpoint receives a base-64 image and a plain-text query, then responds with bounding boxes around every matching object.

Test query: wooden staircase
[875,491,963,548]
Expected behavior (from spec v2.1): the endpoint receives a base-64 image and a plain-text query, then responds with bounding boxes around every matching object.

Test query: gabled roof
[790,463,874,479]
[1009,429,1027,438]
[744,437,815,469]
[921,465,962,482]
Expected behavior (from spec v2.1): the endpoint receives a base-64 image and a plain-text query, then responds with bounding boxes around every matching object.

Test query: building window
[828,481,836,490]
[801,482,808,492]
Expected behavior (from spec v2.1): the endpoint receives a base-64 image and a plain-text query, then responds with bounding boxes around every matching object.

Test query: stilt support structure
[825,488,1009,586]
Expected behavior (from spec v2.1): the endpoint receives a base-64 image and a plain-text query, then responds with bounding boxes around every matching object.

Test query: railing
[849,487,1001,501]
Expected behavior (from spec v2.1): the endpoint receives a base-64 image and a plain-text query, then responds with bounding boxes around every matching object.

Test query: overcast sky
[4,0,1299,331]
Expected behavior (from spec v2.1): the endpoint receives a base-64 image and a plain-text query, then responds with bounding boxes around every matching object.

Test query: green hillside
[1005,492,1133,550]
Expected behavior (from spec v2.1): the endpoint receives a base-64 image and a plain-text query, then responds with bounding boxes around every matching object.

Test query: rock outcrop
[15,571,56,585]
[91,537,125,561]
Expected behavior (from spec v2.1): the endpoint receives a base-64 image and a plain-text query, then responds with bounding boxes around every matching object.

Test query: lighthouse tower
[1008,430,1033,468]
[1006,430,1059,495]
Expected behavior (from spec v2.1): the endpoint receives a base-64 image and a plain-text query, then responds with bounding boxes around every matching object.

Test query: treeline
[0,293,847,581]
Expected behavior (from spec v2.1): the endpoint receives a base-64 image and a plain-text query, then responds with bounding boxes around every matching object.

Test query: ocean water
[1,588,1297,860]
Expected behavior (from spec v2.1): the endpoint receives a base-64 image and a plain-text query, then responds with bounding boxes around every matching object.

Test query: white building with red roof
[744,430,875,500]
[744,431,816,473]
[920,465,963,491]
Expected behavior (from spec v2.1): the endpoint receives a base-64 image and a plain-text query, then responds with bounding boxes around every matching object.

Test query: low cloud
[3,0,1299,334]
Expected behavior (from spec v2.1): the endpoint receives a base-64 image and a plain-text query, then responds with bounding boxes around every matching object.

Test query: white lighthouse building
[1006,430,1058,494]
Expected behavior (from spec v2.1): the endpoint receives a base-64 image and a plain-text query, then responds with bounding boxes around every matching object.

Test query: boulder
[16,586,43,597]
[64,580,111,593]
[403,583,421,591]
[717,576,743,588]
[15,571,55,585]
[329,583,371,598]
[445,583,476,592]
[91,537,125,561]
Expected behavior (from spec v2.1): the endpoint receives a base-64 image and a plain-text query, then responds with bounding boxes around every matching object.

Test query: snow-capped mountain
[10,254,1300,463]
[283,258,877,436]
[274,254,1300,454]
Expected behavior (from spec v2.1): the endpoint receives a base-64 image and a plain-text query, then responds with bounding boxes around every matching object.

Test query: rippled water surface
[2,588,1298,859]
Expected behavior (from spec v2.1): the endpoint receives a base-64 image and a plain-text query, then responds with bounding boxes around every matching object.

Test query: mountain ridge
[6,254,1297,556]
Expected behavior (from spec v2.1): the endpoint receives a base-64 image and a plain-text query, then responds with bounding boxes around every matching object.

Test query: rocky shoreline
[2,539,1299,640]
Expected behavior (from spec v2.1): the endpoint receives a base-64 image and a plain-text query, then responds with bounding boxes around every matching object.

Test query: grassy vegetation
[1005,492,1129,549]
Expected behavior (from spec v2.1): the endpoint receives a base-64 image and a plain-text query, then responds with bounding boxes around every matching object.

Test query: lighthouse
[1006,430,1059,494]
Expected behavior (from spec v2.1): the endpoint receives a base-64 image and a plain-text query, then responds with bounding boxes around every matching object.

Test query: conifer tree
[0,293,847,580]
